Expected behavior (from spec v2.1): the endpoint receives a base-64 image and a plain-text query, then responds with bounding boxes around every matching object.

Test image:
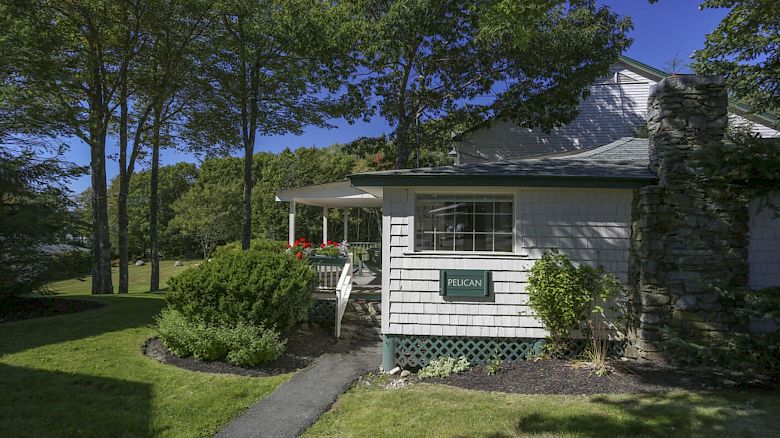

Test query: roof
[275,180,382,208]
[350,137,656,189]
[452,55,778,142]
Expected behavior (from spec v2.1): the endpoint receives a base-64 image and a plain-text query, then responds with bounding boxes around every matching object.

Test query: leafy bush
[165,246,316,331]
[43,249,91,282]
[214,238,287,257]
[418,356,470,379]
[525,250,623,356]
[155,308,285,366]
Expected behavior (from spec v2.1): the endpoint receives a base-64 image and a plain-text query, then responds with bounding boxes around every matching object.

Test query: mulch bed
[144,323,343,377]
[430,359,779,395]
[0,296,104,323]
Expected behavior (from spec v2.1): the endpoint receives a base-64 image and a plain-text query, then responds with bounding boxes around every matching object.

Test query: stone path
[214,341,381,438]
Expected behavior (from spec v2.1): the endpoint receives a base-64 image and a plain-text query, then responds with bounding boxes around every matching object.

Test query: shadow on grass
[0,363,152,437]
[0,294,165,356]
[513,391,772,437]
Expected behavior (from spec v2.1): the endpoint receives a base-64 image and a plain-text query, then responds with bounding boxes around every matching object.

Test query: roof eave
[350,173,657,189]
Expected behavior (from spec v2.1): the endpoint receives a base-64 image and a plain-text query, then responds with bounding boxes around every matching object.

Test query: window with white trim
[414,194,513,252]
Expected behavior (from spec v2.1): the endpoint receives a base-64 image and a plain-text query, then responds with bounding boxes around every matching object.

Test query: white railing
[334,253,353,338]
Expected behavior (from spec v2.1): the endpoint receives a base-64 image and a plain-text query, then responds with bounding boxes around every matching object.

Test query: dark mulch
[432,359,779,395]
[0,295,104,323]
[144,323,345,377]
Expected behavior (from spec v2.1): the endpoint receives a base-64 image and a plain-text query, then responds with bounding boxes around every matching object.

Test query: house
[453,56,778,164]
[277,58,780,370]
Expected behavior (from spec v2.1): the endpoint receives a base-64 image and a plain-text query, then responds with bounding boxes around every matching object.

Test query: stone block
[674,295,698,310]
[641,292,670,306]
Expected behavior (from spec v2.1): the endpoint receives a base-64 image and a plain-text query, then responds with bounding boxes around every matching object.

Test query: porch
[275,181,383,338]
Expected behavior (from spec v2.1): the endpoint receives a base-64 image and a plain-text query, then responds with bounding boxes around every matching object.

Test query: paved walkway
[215,341,381,438]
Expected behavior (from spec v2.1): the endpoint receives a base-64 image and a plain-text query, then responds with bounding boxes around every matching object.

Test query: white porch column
[322,207,329,244]
[343,209,349,242]
[288,201,296,245]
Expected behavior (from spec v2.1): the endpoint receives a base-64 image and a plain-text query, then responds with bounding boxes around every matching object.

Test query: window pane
[494,234,513,252]
[495,201,513,214]
[454,233,473,251]
[474,233,492,251]
[415,194,513,253]
[495,214,513,232]
[436,233,454,251]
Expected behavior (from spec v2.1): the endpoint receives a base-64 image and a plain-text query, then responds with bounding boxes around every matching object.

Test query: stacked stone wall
[627,75,753,360]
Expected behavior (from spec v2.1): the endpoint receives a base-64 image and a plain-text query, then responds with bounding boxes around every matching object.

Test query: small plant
[418,356,470,379]
[155,308,286,366]
[525,250,623,359]
[485,351,502,376]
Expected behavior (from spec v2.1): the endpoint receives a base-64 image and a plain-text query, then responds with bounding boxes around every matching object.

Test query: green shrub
[525,250,622,356]
[214,238,287,257]
[418,356,470,379]
[155,308,285,366]
[165,246,316,331]
[44,249,91,282]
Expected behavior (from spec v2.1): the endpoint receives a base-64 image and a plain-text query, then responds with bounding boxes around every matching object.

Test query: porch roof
[274,180,382,208]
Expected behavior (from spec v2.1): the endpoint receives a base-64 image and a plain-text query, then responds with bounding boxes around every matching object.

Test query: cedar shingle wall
[382,187,633,338]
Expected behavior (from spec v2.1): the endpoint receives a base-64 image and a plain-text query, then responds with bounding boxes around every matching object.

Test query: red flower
[296,252,303,259]
[287,243,292,248]
[299,237,306,243]
[304,242,312,248]
[320,243,326,248]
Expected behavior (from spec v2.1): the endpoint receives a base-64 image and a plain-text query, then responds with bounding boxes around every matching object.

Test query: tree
[689,0,780,114]
[351,0,632,168]
[0,147,83,295]
[185,0,360,251]
[169,183,242,259]
[3,0,131,294]
[109,162,198,259]
[140,0,213,291]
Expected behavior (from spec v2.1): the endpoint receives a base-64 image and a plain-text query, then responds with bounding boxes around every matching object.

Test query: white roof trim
[275,180,382,208]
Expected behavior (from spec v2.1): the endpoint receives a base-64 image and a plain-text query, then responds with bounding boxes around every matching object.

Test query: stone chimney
[646,75,728,185]
[627,75,749,361]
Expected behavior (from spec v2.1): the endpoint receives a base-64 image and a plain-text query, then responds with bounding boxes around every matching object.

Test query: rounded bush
[166,245,316,331]
[213,239,287,257]
[155,308,285,366]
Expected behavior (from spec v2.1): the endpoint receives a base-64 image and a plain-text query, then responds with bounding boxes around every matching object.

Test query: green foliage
[0,148,84,296]
[214,238,288,257]
[165,246,316,331]
[351,0,632,167]
[694,125,780,196]
[155,308,285,366]
[418,356,470,379]
[689,0,780,114]
[43,250,91,282]
[526,250,623,355]
[663,286,780,373]
[485,352,502,376]
[169,182,242,259]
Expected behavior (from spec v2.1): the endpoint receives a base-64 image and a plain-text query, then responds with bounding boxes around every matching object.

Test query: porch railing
[348,241,380,275]
[309,253,353,338]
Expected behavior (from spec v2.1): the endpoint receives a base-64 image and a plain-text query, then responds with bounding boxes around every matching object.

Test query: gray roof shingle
[350,137,656,189]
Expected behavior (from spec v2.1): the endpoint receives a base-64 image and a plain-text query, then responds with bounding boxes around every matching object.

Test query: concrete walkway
[215,341,381,438]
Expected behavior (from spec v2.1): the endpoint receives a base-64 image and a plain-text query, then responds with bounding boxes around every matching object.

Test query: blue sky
[62,0,728,193]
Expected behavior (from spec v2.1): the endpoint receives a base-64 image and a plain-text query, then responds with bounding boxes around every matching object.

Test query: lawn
[0,262,288,438]
[49,259,197,295]
[304,378,780,438]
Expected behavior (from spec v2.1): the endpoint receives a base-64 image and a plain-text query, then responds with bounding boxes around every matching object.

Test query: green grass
[304,379,780,438]
[50,259,197,295]
[0,262,288,438]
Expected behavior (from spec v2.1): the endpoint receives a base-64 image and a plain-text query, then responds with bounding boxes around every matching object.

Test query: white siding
[382,187,633,338]
[748,192,780,289]
[459,63,779,164]
[459,65,653,163]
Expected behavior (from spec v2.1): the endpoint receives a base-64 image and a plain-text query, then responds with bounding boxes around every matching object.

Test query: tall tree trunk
[241,141,252,249]
[117,62,129,294]
[149,106,161,291]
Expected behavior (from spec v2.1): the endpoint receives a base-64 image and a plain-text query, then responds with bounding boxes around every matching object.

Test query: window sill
[402,251,529,259]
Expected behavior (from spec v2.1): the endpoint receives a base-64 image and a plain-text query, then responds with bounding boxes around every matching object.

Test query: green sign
[439,270,490,297]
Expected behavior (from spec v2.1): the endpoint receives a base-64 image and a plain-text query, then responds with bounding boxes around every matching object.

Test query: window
[414,194,513,252]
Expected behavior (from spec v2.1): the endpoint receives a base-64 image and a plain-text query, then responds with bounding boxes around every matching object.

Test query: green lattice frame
[386,335,624,368]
